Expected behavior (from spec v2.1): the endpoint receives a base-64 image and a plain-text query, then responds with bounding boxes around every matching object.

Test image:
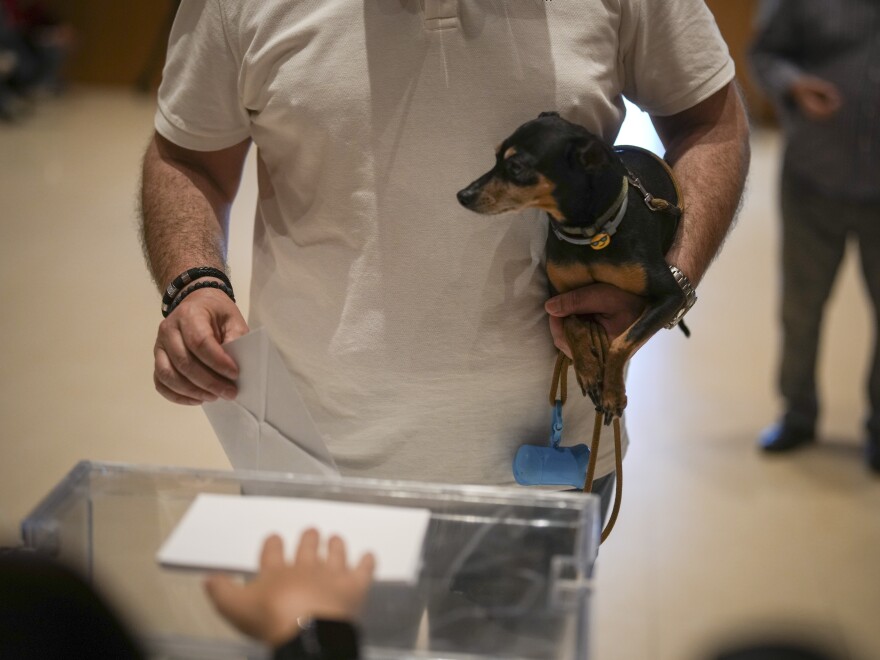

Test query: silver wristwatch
[665,265,697,329]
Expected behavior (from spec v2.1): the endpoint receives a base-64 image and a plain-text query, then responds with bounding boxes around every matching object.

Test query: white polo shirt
[156,0,734,486]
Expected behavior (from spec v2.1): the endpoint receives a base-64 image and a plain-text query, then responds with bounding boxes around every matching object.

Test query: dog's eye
[506,159,526,178]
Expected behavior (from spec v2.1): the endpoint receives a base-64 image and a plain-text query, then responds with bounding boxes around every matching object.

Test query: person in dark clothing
[0,0,72,111]
[0,7,32,120]
[750,0,880,472]
[0,551,146,659]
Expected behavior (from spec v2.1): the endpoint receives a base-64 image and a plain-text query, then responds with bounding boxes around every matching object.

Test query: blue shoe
[759,422,815,453]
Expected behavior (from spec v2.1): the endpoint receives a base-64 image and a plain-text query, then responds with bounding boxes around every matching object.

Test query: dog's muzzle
[456,185,481,209]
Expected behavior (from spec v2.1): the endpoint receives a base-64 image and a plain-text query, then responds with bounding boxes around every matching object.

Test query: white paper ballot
[203,329,338,478]
[157,494,431,584]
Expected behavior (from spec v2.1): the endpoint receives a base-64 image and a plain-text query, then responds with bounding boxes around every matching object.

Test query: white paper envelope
[203,329,338,477]
[157,493,431,584]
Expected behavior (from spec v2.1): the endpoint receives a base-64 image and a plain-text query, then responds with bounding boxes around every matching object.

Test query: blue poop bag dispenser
[513,399,591,488]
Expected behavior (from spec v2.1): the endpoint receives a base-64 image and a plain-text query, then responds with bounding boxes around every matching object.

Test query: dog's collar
[550,177,629,250]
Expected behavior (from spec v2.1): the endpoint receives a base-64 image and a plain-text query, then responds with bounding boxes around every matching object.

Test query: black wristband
[164,280,236,317]
[273,620,360,660]
[161,267,232,315]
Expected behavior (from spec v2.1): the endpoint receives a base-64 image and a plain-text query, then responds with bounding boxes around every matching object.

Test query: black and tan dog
[457,112,689,422]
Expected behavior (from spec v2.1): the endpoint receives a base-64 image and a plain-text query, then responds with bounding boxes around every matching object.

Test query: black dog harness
[550,145,683,249]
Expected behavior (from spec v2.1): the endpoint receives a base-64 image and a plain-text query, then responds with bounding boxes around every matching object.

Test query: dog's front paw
[564,317,604,405]
[572,352,602,406]
[600,393,627,424]
[599,368,627,423]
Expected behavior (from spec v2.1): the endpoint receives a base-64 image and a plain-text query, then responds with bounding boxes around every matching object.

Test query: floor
[1,89,878,660]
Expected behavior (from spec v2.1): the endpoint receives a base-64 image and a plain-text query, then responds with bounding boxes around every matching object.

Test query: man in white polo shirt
[141,1,749,512]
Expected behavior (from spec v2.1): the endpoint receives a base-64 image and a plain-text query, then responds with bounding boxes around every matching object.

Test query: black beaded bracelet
[162,267,233,317]
[162,266,232,308]
[164,280,236,317]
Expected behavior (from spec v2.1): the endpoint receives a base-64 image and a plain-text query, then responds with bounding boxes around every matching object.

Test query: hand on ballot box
[204,529,375,648]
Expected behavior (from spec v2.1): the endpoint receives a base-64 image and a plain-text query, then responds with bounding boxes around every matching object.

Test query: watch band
[273,619,360,660]
[665,265,697,329]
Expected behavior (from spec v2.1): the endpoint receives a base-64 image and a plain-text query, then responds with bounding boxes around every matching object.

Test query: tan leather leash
[549,321,623,544]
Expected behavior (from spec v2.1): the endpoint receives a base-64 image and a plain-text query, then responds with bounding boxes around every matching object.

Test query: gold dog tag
[590,233,610,250]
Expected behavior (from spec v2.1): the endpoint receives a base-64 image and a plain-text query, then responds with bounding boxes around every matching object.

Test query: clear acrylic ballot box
[21,461,599,659]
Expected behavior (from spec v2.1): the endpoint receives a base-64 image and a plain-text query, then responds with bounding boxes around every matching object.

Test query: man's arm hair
[652,82,751,286]
[139,133,251,292]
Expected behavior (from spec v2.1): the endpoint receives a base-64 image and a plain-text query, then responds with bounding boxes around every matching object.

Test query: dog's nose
[457,187,478,207]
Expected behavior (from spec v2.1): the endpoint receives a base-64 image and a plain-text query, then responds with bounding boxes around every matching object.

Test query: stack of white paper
[157,493,432,584]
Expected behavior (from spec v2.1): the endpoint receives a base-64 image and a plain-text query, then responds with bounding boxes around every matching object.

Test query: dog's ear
[538,111,560,119]
[568,137,610,171]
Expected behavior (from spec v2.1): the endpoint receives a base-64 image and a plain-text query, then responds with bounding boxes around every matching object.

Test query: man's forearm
[139,134,250,292]
[655,83,751,286]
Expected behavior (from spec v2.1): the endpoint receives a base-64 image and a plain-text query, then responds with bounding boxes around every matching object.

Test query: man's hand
[154,288,249,405]
[545,284,646,359]
[789,75,842,121]
[205,530,376,648]
[141,133,252,405]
